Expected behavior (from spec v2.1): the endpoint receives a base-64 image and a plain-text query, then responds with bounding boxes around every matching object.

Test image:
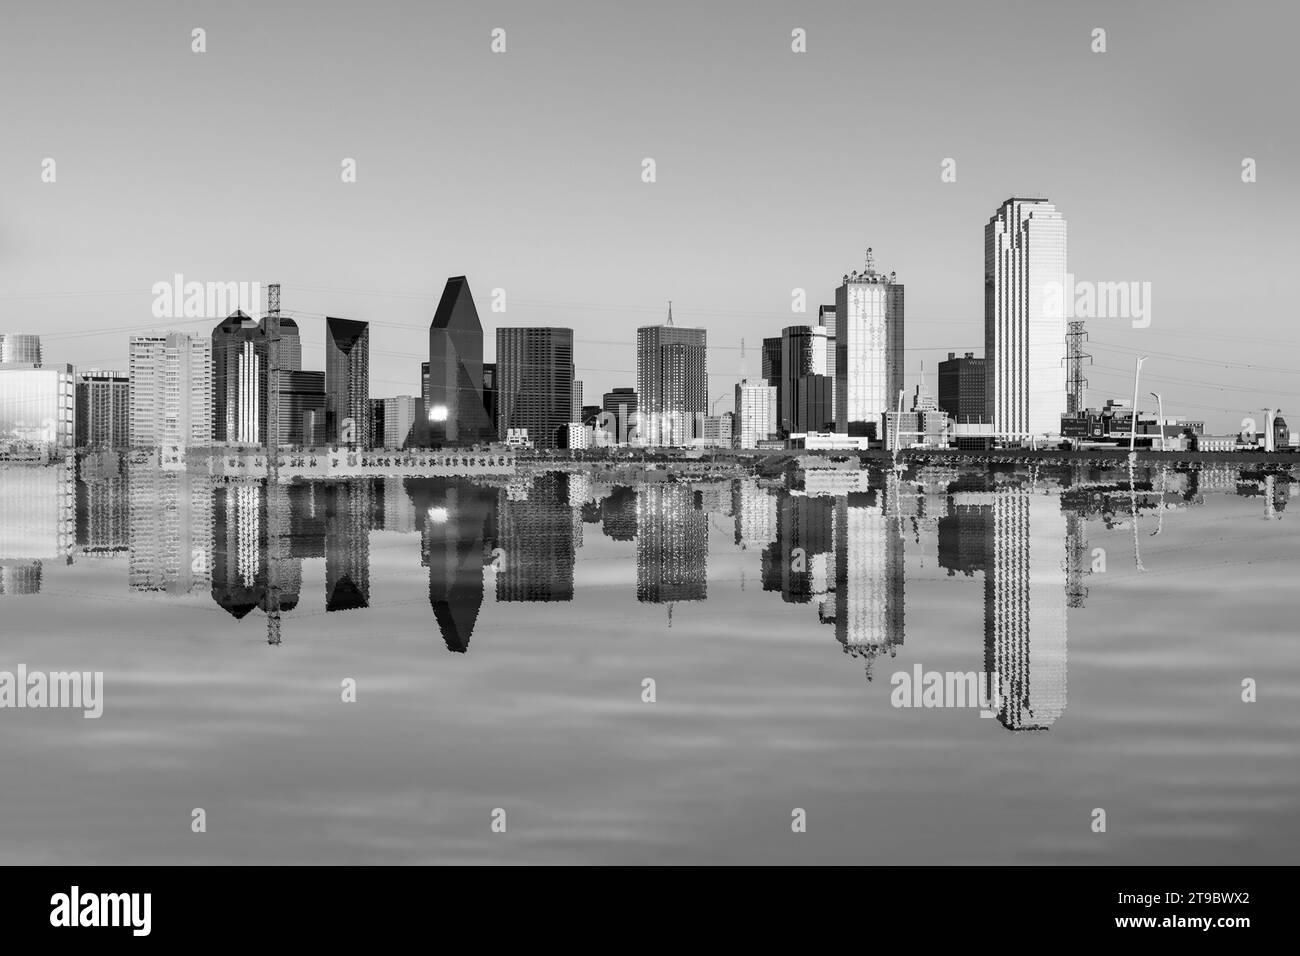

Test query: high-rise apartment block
[75,370,130,449]
[129,333,212,447]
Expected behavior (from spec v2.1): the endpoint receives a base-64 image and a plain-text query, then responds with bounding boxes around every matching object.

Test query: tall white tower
[834,248,904,440]
[985,198,1068,442]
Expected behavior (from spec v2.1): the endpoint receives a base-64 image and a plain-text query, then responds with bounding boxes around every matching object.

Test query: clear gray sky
[1,0,1296,431]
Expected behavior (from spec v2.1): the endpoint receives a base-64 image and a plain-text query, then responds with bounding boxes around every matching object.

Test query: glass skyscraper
[325,317,370,446]
[495,327,574,450]
[636,319,707,447]
[427,276,494,444]
[985,197,1068,442]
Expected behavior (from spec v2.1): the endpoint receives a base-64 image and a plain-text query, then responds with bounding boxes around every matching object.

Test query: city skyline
[2,1,1295,436]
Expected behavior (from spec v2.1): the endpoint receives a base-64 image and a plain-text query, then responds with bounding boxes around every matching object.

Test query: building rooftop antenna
[666,300,674,327]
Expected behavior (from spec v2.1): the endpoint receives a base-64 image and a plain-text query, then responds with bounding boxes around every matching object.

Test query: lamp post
[1129,356,1148,453]
[1150,391,1164,452]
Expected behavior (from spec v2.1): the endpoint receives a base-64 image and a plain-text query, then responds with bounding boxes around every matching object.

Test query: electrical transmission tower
[1066,320,1091,415]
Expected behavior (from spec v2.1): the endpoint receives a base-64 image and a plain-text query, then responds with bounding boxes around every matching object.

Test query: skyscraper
[75,370,130,449]
[818,304,837,421]
[734,378,777,448]
[496,327,574,450]
[427,276,494,444]
[211,311,261,444]
[835,249,903,439]
[985,198,1068,441]
[0,333,42,366]
[938,352,987,423]
[637,309,707,447]
[602,387,638,444]
[779,324,831,434]
[0,363,74,453]
[325,317,370,446]
[381,396,418,449]
[129,333,212,448]
[278,370,326,447]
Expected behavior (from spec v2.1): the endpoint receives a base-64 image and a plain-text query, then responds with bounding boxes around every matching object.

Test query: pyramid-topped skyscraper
[427,276,495,444]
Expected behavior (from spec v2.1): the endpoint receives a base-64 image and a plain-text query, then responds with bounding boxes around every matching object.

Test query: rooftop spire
[865,247,875,274]
[667,299,674,326]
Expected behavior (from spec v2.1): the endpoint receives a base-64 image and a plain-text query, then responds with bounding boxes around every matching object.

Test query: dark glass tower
[428,277,494,444]
[495,327,574,450]
[325,317,370,446]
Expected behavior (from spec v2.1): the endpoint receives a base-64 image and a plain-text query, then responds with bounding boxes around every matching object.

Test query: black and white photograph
[0,0,1294,933]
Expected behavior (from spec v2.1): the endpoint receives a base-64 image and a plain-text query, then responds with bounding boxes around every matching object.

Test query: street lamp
[1129,356,1148,453]
[1150,391,1165,452]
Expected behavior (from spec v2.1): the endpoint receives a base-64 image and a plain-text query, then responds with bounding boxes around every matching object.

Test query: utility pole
[1150,391,1165,452]
[1129,356,1147,453]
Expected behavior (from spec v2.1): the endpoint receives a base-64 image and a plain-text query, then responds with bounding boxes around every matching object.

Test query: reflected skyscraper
[733,479,776,551]
[76,454,129,556]
[496,472,575,601]
[601,485,638,542]
[325,479,371,611]
[983,483,1068,730]
[0,458,74,595]
[762,492,833,603]
[636,483,707,603]
[127,462,214,594]
[212,481,265,618]
[829,482,905,677]
[409,478,499,652]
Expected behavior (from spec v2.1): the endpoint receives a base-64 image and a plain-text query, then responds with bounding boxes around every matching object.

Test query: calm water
[2,457,1298,864]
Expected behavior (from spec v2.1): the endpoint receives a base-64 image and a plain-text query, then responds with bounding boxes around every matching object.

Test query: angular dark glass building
[427,277,494,445]
[496,327,574,450]
[325,317,370,446]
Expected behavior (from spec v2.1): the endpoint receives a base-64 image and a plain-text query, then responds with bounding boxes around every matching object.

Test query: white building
[382,395,418,449]
[0,364,75,453]
[734,378,777,448]
[129,333,213,448]
[835,249,903,441]
[985,198,1068,443]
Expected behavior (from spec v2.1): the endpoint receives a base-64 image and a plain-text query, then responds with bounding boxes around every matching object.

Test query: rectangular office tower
[835,250,903,439]
[75,370,130,449]
[325,317,370,446]
[129,333,212,448]
[779,325,830,434]
[637,320,707,447]
[428,276,494,445]
[495,327,574,450]
[985,198,1068,442]
[278,370,326,447]
[938,352,987,423]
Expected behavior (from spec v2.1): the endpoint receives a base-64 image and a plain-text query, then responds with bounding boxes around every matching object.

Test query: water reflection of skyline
[3,457,1295,733]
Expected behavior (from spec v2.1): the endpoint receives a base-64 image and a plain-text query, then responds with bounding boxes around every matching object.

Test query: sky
[1,0,1297,432]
